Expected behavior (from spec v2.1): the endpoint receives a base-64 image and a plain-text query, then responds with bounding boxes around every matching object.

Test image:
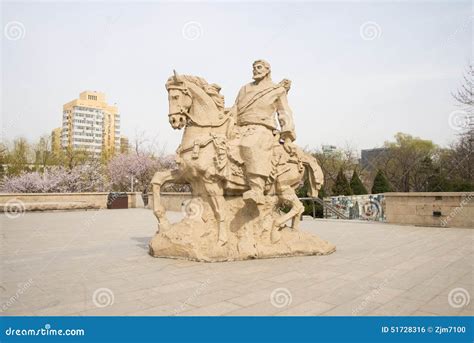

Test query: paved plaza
[1,209,472,316]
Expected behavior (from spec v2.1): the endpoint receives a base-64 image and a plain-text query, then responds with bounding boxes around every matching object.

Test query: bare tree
[33,134,53,171]
[312,143,358,195]
[452,64,474,108]
[132,129,167,158]
[452,63,473,182]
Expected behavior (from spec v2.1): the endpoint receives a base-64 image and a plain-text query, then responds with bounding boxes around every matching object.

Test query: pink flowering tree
[107,153,174,192]
[1,162,108,193]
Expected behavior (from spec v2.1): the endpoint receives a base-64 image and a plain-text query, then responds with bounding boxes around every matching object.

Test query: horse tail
[300,152,324,198]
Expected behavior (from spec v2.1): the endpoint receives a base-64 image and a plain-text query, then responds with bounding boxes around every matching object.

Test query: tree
[371,170,392,194]
[332,169,353,196]
[350,170,367,195]
[313,144,358,196]
[451,64,473,184]
[368,133,437,192]
[1,162,108,193]
[452,64,473,109]
[427,140,473,192]
[60,147,92,170]
[5,138,32,176]
[107,153,170,192]
[33,134,55,172]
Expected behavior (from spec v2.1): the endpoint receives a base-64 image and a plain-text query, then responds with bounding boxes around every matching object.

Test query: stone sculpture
[149,60,335,262]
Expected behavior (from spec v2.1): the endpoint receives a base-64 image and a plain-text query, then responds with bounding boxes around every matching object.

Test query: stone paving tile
[417,295,467,316]
[1,209,472,316]
[276,300,335,316]
[315,283,368,305]
[78,300,152,316]
[224,300,283,316]
[307,277,352,293]
[130,304,192,316]
[227,289,273,307]
[411,310,437,316]
[33,301,96,316]
[185,289,242,308]
[398,285,441,303]
[153,280,204,294]
[339,270,376,281]
[180,301,242,316]
[320,294,383,316]
[139,288,197,308]
[265,271,307,283]
[458,309,474,316]
[359,287,406,305]
[367,297,425,316]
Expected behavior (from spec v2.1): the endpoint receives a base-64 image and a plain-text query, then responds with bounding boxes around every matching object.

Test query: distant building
[120,136,129,154]
[51,127,62,155]
[360,148,389,171]
[61,91,120,158]
[322,145,338,155]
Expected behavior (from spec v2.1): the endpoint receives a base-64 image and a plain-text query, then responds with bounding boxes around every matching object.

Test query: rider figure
[231,60,296,205]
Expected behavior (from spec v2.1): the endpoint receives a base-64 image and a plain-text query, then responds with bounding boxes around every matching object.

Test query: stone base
[149,196,336,262]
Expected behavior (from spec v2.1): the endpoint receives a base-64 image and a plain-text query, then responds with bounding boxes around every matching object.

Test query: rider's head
[252,59,271,82]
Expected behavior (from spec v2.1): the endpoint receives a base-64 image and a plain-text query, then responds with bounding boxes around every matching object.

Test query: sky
[1,0,472,154]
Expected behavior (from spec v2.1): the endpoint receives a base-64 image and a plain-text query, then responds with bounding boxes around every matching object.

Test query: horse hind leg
[271,187,304,243]
[291,198,305,231]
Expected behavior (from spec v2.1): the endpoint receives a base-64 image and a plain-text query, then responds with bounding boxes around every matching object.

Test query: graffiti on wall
[325,194,386,221]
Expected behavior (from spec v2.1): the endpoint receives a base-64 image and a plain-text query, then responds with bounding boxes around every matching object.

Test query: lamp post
[130,175,138,192]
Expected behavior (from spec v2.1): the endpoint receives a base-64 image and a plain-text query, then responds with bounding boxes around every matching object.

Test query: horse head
[166,71,192,129]
[165,71,227,130]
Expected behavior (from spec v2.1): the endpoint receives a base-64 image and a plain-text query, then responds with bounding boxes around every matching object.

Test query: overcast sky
[2,0,472,154]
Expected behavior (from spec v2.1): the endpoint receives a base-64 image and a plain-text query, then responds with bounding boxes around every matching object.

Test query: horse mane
[167,75,225,111]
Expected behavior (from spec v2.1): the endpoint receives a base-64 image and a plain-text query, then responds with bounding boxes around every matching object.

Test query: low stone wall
[4,191,471,228]
[0,192,146,211]
[384,192,474,228]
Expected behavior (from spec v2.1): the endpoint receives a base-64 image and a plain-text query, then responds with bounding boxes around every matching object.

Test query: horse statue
[149,71,334,262]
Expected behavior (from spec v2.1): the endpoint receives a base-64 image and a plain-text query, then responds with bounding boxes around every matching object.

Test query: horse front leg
[151,169,182,233]
[203,181,228,246]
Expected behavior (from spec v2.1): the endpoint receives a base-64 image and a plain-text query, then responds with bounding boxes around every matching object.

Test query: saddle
[223,134,302,189]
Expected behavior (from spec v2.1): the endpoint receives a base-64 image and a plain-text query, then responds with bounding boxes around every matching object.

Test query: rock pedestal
[149,196,336,262]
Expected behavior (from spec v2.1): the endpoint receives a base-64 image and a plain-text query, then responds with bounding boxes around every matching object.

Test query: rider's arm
[276,91,296,142]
